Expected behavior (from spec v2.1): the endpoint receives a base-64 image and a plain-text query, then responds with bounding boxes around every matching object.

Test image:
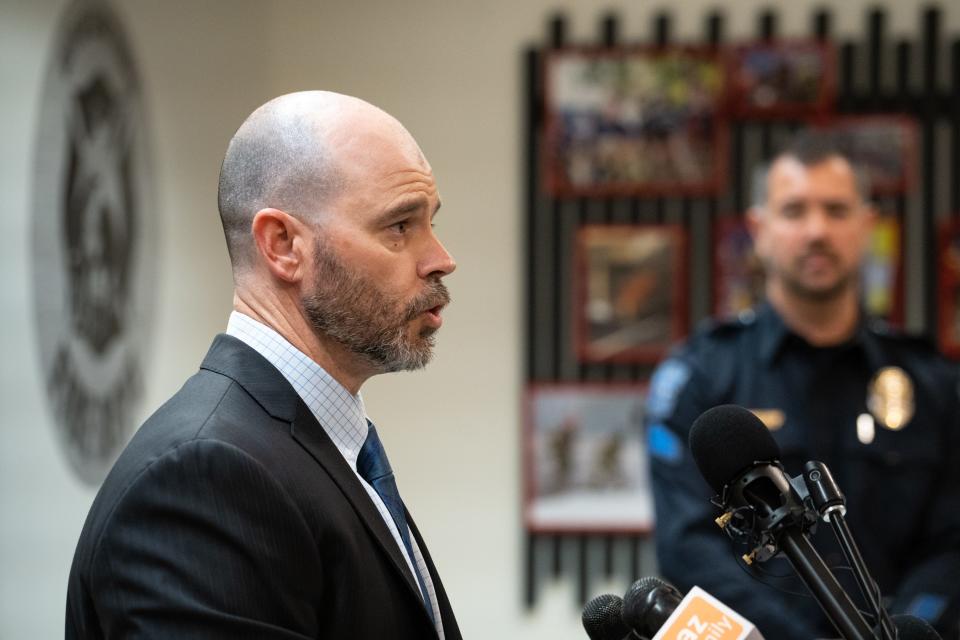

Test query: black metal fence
[522,5,960,608]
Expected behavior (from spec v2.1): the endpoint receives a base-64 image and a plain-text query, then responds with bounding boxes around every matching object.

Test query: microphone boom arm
[804,461,897,640]
[779,528,876,640]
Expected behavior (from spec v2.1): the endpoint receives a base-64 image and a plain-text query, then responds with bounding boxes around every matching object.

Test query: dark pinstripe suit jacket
[66,334,462,639]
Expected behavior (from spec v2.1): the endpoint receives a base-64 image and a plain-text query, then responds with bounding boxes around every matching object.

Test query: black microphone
[881,614,943,640]
[582,593,632,640]
[689,405,874,640]
[621,576,764,639]
[621,577,683,638]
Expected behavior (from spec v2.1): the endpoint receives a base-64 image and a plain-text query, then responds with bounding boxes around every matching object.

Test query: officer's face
[751,155,874,302]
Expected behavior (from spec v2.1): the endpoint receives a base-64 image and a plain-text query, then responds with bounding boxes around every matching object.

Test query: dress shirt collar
[225,311,369,468]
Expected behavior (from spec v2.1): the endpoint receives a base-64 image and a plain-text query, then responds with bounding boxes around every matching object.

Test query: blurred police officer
[646,131,960,640]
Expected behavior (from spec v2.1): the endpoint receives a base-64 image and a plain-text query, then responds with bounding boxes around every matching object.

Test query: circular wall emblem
[32,1,156,485]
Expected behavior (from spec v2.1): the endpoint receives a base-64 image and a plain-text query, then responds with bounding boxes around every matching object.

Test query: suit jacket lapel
[288,400,423,601]
[407,512,462,640]
[200,335,424,605]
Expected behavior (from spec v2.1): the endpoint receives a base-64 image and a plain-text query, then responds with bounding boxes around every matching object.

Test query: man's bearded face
[302,237,451,373]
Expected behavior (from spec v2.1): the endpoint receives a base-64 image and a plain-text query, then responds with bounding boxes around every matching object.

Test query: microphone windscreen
[882,614,943,640]
[622,576,683,637]
[689,405,780,493]
[582,593,630,640]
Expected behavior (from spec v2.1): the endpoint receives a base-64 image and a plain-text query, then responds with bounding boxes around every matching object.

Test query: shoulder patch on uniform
[647,423,683,464]
[646,359,692,420]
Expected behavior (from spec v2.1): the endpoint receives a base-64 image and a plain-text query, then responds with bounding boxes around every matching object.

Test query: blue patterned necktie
[356,422,435,624]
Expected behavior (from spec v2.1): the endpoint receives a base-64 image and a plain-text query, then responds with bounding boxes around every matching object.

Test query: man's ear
[251,208,310,283]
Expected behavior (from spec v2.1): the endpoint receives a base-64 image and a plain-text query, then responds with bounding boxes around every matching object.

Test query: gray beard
[301,240,450,373]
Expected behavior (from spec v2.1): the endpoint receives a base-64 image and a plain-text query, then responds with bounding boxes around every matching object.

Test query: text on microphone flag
[652,587,762,640]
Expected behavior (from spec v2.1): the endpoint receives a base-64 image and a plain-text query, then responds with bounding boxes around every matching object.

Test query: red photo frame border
[541,45,729,198]
[574,223,689,364]
[522,382,653,535]
[728,39,837,119]
[813,114,919,196]
[937,218,960,359]
[711,215,762,318]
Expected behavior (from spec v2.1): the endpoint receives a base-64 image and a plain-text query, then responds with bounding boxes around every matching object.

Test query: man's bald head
[217,91,413,271]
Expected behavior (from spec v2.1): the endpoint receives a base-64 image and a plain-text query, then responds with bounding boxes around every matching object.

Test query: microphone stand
[778,528,877,640]
[718,463,875,640]
[804,462,897,640]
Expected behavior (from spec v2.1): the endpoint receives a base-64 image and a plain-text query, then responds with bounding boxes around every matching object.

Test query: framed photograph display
[937,219,960,359]
[861,216,904,324]
[543,47,727,197]
[576,224,687,363]
[729,41,836,118]
[524,384,652,533]
[817,116,918,195]
[712,217,765,318]
[712,216,903,324]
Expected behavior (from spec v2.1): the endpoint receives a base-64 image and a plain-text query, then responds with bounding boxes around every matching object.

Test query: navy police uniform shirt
[646,302,960,640]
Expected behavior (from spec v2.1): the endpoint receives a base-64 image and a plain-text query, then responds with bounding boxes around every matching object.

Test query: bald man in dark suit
[67,91,461,639]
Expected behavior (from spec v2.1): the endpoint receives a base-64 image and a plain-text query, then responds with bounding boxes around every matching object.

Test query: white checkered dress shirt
[227,312,443,637]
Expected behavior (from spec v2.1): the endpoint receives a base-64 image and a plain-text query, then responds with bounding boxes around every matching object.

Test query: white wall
[0,1,265,636]
[1,4,84,634]
[1,1,957,638]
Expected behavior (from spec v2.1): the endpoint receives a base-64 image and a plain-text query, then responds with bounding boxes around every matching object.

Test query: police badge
[867,366,915,431]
